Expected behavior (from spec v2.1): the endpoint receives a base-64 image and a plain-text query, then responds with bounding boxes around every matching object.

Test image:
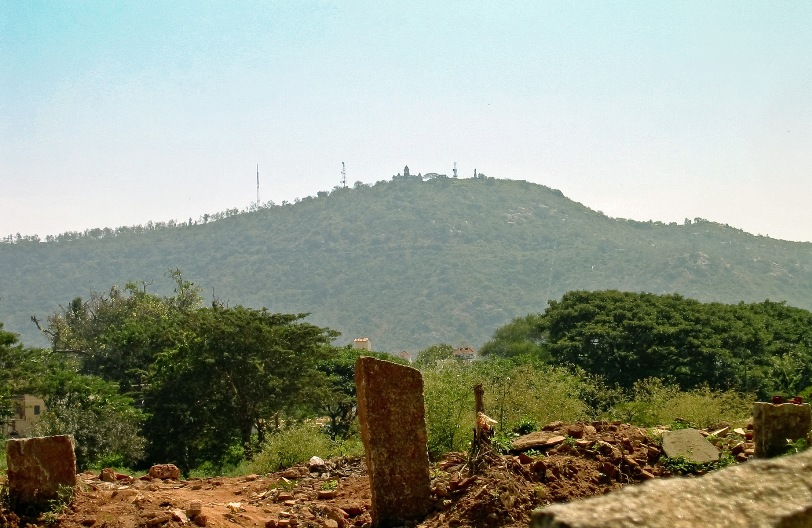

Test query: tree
[0,323,42,430]
[144,305,338,469]
[32,370,145,470]
[413,344,455,369]
[41,270,202,401]
[312,347,401,440]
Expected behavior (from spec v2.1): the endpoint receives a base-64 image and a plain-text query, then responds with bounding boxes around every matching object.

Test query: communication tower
[256,164,260,204]
[453,162,458,178]
[341,162,347,188]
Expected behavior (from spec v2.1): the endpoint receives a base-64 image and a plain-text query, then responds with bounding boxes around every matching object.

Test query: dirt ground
[2,421,748,528]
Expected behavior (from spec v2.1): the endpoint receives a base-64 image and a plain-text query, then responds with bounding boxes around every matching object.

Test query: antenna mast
[256,164,260,204]
[341,162,347,188]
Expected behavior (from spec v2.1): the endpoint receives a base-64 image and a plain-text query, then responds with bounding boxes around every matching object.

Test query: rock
[546,435,567,447]
[171,509,189,523]
[710,426,730,438]
[511,432,557,451]
[753,401,812,458]
[661,428,719,464]
[186,500,203,517]
[309,456,327,472]
[193,513,208,526]
[148,464,180,480]
[318,490,338,500]
[532,448,812,528]
[355,357,432,526]
[100,467,117,482]
[5,434,78,509]
[338,502,366,516]
[566,425,585,438]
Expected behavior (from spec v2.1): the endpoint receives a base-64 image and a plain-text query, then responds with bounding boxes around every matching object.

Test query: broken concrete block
[532,447,812,528]
[661,428,720,464]
[6,435,77,509]
[355,356,431,527]
[752,401,811,458]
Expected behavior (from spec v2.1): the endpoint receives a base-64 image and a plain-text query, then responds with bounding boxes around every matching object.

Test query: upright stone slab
[753,401,811,458]
[6,435,77,509]
[355,357,431,527]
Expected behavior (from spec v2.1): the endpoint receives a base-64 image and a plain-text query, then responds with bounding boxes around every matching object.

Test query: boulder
[6,435,77,509]
[148,464,180,480]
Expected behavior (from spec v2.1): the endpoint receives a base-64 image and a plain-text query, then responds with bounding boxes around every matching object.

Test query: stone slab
[661,428,719,464]
[6,435,77,509]
[532,447,812,528]
[753,402,811,458]
[355,356,431,527]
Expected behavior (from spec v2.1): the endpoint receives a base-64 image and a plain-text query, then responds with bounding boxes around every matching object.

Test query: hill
[2,175,812,351]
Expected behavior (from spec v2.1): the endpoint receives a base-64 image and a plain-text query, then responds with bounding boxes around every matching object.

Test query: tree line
[4,282,812,473]
[480,290,812,399]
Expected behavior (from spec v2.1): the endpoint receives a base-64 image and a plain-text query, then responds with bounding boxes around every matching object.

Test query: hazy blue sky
[2,1,811,241]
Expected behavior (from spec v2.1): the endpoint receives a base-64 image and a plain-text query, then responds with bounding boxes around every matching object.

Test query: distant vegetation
[2,174,812,353]
[2,280,763,473]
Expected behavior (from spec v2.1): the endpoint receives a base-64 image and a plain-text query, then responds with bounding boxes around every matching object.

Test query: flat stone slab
[512,432,566,452]
[355,357,431,527]
[6,435,77,508]
[661,428,719,464]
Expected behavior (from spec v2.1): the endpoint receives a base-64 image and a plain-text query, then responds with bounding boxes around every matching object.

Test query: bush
[421,359,594,458]
[247,423,364,474]
[421,360,478,458]
[610,378,752,428]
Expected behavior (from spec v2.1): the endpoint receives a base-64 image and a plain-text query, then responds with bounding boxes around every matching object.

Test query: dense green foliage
[417,355,752,458]
[4,273,345,472]
[3,176,812,352]
[3,284,766,474]
[481,290,812,398]
[1,322,146,470]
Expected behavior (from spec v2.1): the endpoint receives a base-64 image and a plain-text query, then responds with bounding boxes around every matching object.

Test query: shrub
[247,423,363,474]
[611,378,752,428]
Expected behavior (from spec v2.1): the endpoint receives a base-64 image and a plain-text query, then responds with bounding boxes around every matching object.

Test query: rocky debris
[4,421,765,528]
[355,356,432,526]
[532,445,812,528]
[661,428,720,464]
[148,464,181,480]
[753,401,811,457]
[5,434,78,509]
[511,422,665,482]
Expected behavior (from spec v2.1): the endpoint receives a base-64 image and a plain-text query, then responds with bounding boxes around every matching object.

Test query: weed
[782,438,808,456]
[320,480,338,491]
[513,418,539,435]
[491,431,515,454]
[271,478,297,491]
[660,454,733,476]
[670,418,694,430]
[40,484,75,524]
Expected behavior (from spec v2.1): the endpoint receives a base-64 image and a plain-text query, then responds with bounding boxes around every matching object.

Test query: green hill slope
[2,176,811,351]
